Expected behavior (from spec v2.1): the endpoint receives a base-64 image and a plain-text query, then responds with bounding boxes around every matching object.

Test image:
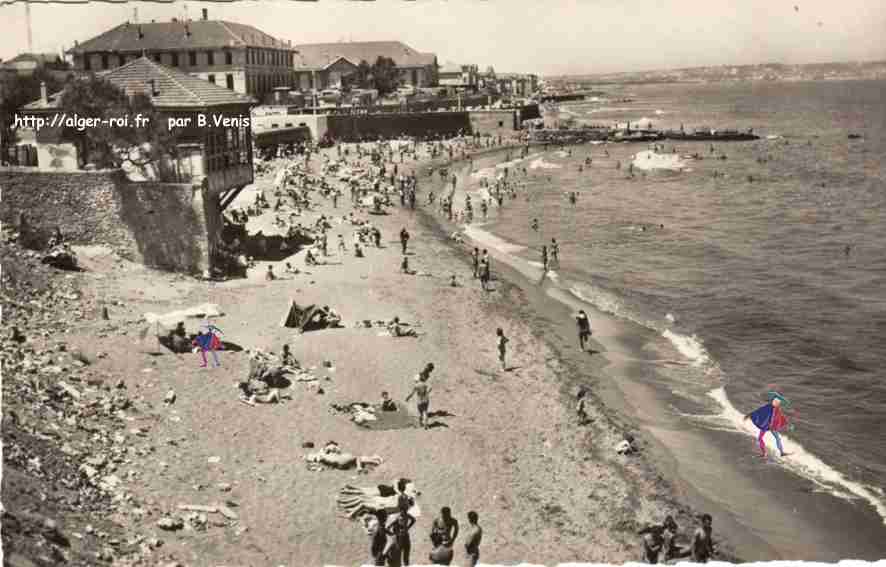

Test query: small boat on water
[662,127,759,141]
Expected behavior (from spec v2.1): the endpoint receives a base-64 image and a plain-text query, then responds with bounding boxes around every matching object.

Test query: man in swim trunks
[463,511,482,567]
[406,374,432,429]
[431,506,460,547]
[691,514,715,563]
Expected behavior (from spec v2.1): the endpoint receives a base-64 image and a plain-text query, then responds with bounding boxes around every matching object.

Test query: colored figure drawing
[192,323,224,368]
[744,391,793,458]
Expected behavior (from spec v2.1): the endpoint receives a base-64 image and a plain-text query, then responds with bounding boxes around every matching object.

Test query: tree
[370,56,399,97]
[353,59,372,89]
[59,75,181,178]
[0,69,68,161]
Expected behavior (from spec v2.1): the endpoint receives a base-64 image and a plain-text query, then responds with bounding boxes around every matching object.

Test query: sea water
[460,80,886,559]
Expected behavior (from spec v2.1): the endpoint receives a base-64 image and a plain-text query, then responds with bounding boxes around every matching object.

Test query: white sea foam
[568,284,640,325]
[530,158,562,170]
[632,150,687,171]
[662,329,712,367]
[704,387,886,526]
[462,225,527,255]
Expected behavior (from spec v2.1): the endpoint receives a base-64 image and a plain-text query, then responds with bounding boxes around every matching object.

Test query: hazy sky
[1,0,885,75]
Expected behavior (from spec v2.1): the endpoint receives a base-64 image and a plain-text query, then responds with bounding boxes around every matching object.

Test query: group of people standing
[370,504,483,566]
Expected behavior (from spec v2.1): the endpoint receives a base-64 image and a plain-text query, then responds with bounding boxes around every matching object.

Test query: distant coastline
[545,60,886,86]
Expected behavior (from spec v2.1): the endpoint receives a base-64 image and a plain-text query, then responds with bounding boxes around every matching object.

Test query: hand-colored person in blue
[744,391,792,458]
[192,322,223,368]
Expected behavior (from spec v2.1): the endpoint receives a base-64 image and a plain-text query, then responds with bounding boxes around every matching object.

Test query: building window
[101,54,109,69]
[189,51,197,66]
[225,51,232,65]
[117,54,125,67]
[171,53,179,67]
[153,53,162,63]
[208,74,216,85]
[498,121,504,127]
[83,54,91,71]
[226,74,234,90]
[207,51,215,66]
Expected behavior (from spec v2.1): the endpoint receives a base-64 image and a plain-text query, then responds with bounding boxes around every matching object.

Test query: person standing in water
[744,391,792,458]
[550,238,560,267]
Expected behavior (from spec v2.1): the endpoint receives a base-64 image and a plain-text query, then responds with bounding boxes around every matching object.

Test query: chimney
[40,82,47,104]
[202,8,208,21]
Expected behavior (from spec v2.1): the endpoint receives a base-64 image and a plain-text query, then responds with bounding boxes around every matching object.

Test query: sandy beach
[1,138,740,566]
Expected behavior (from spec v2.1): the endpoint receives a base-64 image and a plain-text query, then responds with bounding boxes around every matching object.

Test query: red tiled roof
[23,57,256,111]
[293,41,436,71]
[68,20,291,54]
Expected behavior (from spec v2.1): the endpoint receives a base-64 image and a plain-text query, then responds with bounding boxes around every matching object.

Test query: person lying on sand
[238,381,281,405]
[304,441,383,472]
[388,317,419,338]
[284,262,301,275]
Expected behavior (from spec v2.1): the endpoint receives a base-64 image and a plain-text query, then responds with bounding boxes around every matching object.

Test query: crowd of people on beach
[232,131,723,565]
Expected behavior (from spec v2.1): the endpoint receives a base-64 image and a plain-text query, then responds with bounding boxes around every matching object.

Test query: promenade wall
[0,167,215,274]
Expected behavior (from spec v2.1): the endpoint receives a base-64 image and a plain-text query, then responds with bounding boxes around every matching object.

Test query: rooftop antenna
[25,0,33,53]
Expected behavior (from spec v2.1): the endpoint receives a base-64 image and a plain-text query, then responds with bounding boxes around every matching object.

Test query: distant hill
[545,60,886,85]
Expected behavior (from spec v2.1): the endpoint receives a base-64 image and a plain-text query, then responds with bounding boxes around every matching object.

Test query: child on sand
[496,328,509,371]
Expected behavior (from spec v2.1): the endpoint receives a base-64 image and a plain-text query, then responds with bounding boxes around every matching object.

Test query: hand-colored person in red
[193,323,224,368]
[744,391,792,458]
